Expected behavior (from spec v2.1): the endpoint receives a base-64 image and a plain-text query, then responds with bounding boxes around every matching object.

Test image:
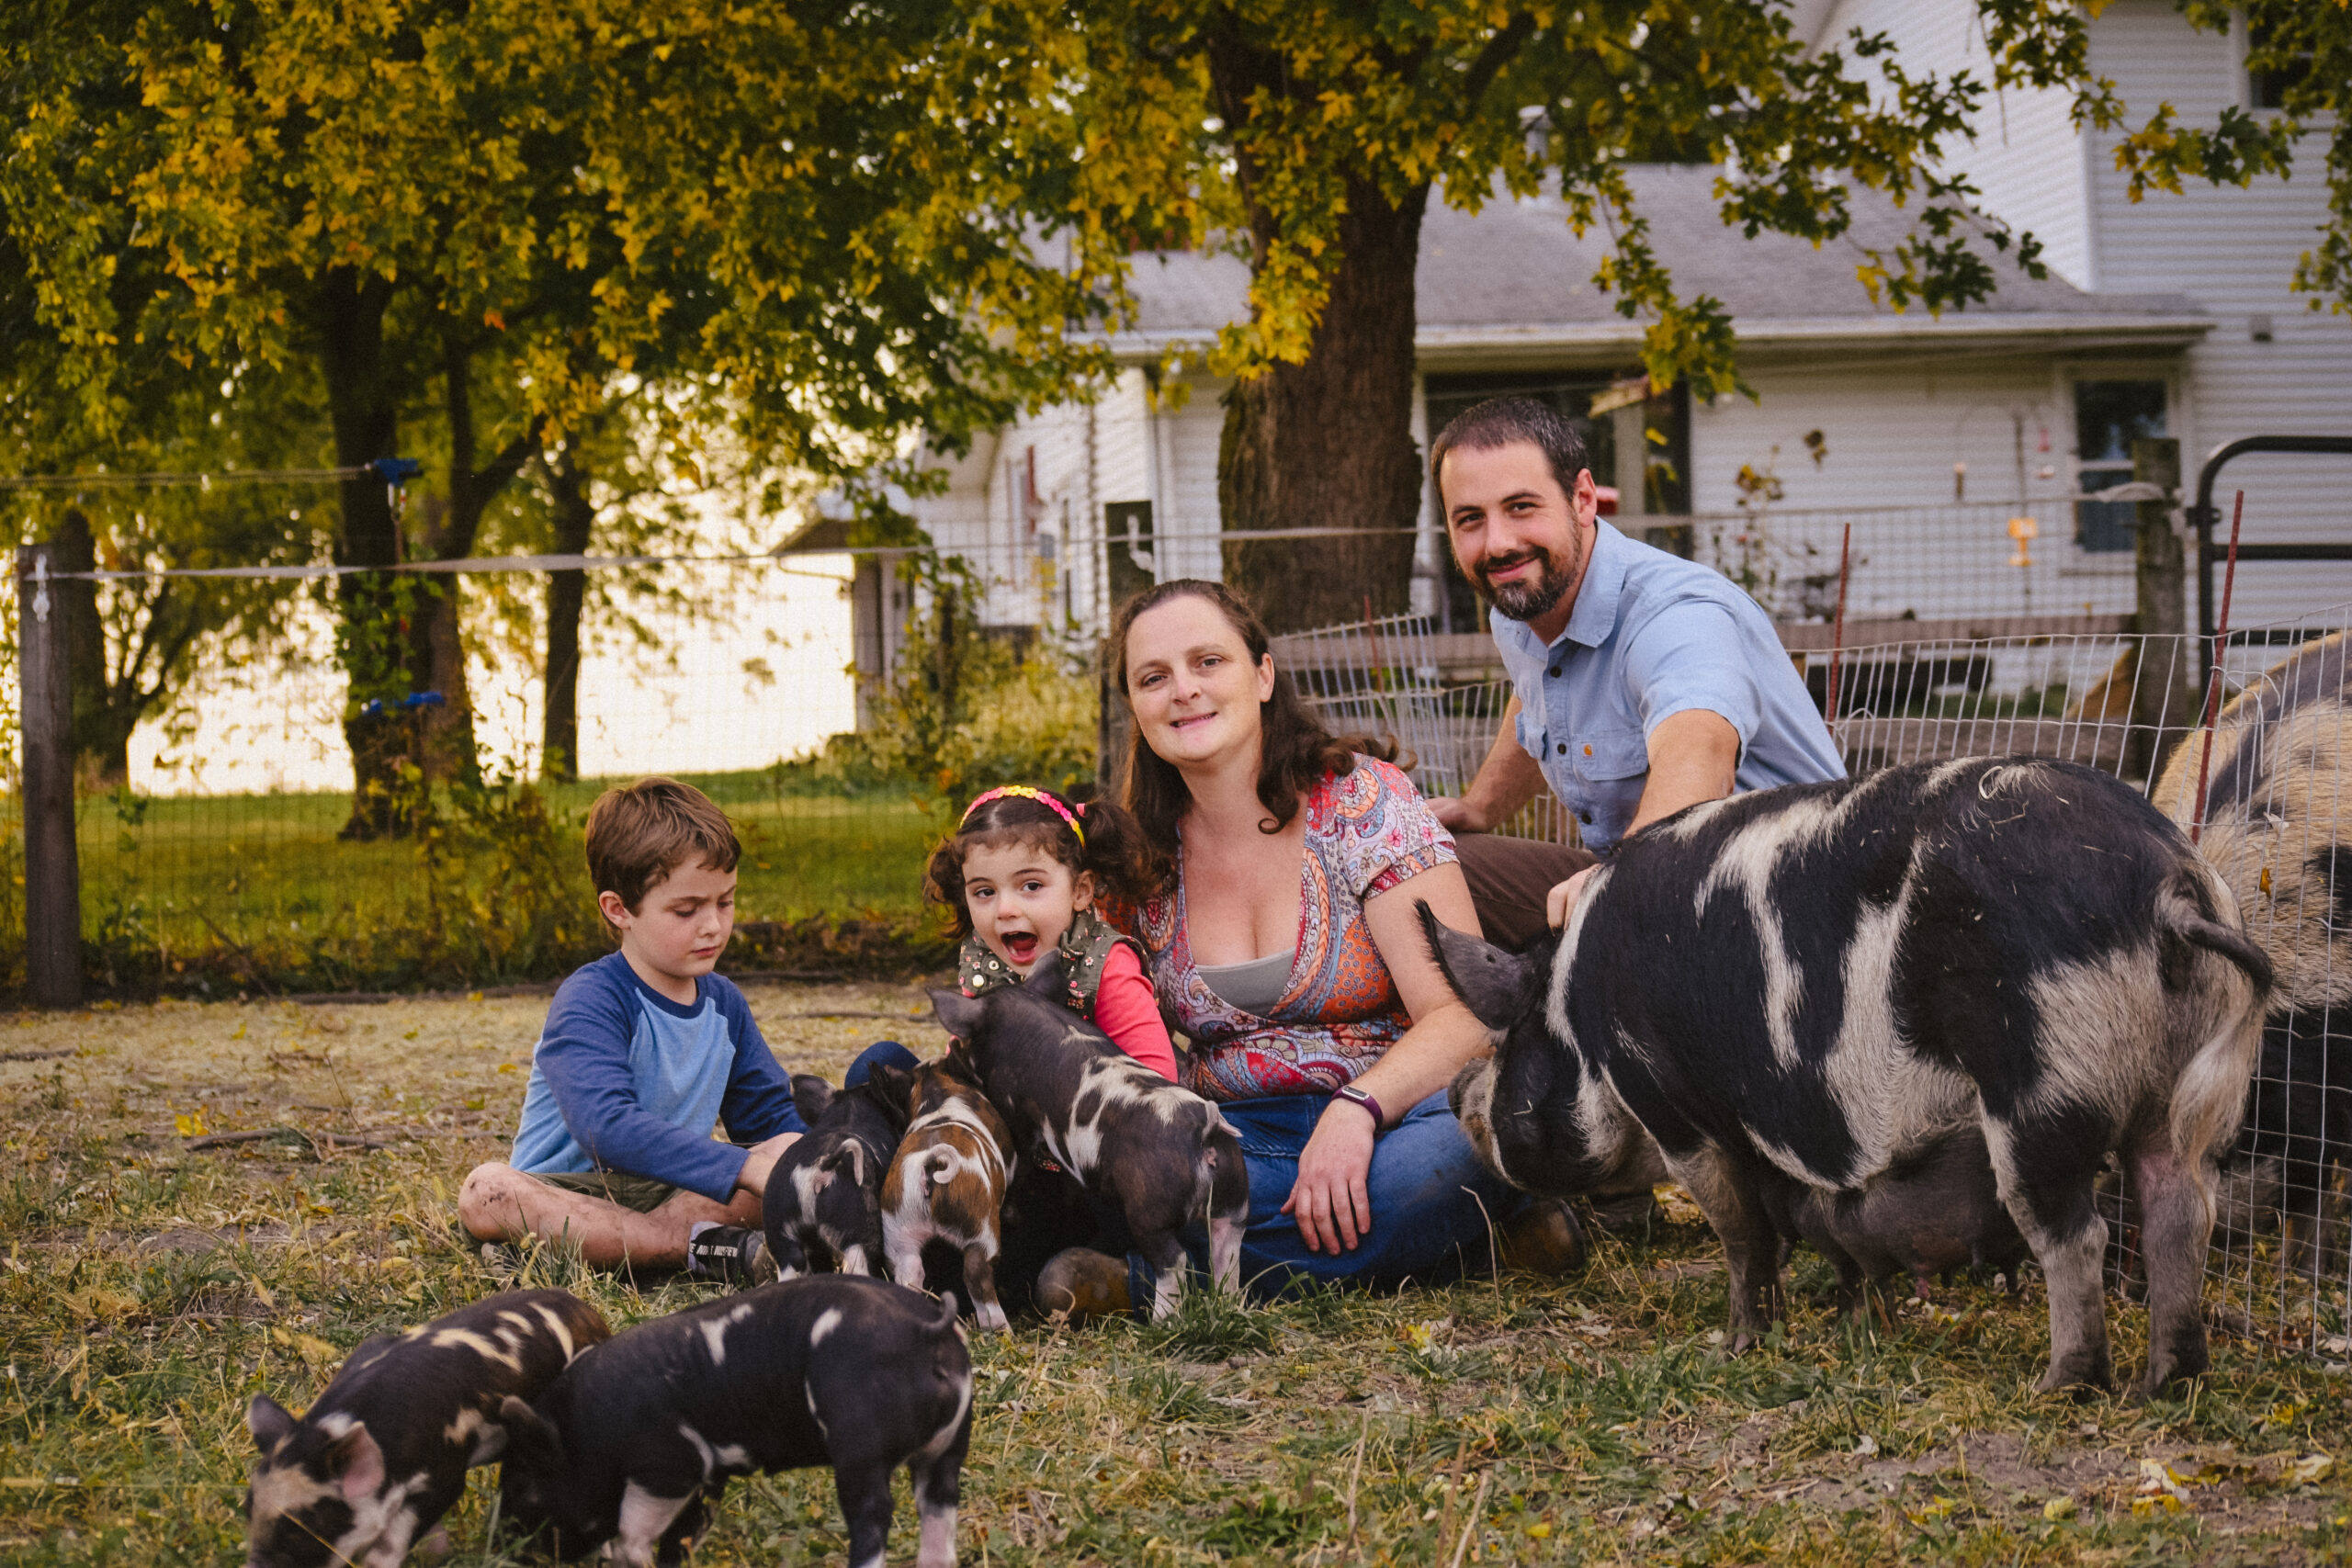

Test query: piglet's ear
[1417,900,1541,1034]
[1023,950,1070,997]
[929,988,986,1042]
[497,1395,565,1470]
[247,1393,298,1451]
[861,1061,919,1122]
[322,1424,388,1504]
[790,1073,836,1125]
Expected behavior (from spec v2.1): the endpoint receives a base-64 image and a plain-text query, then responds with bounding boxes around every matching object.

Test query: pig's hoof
[2036,1355,2114,1400]
[2141,1346,2210,1399]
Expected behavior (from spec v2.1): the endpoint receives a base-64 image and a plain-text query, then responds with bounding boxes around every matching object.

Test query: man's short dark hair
[1429,396,1591,507]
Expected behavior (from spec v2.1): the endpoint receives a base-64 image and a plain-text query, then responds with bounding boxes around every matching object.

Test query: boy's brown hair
[584,777,741,923]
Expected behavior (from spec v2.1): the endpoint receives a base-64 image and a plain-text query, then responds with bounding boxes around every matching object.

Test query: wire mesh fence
[0,547,1046,996]
[1271,611,1576,843]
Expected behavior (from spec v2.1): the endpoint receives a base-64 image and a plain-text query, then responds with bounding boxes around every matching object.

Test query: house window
[2074,379,2166,553]
[1103,500,1155,603]
[2248,15,2313,110]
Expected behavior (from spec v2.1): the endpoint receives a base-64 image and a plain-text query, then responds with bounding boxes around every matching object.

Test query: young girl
[924,784,1177,1080]
[923,784,1173,1318]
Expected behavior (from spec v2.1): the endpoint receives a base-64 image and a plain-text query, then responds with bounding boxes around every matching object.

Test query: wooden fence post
[1095,653,1129,795]
[2130,437,2197,784]
[16,543,83,1008]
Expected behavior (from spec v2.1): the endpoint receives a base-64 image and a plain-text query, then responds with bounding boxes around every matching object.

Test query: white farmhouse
[807,0,2347,688]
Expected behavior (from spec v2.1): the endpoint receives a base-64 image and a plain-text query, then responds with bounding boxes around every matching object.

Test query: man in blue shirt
[1426,397,1846,946]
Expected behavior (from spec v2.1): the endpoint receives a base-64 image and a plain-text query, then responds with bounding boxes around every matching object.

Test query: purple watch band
[1335,1084,1385,1129]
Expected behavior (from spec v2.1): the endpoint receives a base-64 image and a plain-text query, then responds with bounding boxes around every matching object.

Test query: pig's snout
[1449,1059,1507,1181]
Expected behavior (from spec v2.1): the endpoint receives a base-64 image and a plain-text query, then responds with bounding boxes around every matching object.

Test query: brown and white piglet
[244,1287,610,1568]
[882,1059,1018,1330]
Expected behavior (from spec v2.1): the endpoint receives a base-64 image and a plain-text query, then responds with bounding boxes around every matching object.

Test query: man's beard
[1475,535,1581,622]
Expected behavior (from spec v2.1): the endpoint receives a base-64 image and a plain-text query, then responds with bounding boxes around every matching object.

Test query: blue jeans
[844,1040,922,1087]
[1129,1089,1526,1303]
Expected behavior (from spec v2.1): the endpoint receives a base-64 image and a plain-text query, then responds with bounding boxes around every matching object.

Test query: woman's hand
[1283,1104,1375,1253]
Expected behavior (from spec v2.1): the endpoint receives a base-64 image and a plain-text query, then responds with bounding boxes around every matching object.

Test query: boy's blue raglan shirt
[507,952,806,1201]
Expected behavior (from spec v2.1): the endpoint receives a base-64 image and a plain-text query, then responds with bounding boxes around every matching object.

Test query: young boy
[458,777,803,1280]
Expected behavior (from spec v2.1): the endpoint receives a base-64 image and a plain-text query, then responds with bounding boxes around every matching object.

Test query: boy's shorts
[527,1168,681,1213]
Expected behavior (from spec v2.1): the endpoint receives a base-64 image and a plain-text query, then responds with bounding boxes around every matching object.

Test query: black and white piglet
[244,1288,610,1568]
[497,1275,971,1568]
[764,1066,918,1278]
[931,953,1248,1319]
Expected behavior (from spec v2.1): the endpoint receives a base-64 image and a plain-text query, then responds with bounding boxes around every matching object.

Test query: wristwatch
[1334,1083,1385,1130]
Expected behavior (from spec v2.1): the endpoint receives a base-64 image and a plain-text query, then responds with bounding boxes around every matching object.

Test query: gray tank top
[1195,949,1296,1015]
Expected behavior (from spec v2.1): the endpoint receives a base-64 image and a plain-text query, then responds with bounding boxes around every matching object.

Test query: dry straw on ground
[2,988,2348,1565]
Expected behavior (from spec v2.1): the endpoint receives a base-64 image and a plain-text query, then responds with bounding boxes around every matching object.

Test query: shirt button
[1548,664,1561,678]
[1555,742,1567,755]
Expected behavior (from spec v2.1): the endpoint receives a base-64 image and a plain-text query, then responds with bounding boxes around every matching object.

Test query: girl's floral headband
[959,784,1085,846]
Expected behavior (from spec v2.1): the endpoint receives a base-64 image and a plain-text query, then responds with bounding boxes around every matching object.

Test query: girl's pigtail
[1070,795,1148,908]
[922,833,978,937]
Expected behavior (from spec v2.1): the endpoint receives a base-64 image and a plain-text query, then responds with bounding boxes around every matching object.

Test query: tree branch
[1461,13,1538,109]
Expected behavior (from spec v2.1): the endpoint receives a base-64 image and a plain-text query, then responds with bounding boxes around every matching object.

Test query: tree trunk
[1216,175,1429,632]
[541,448,596,783]
[313,269,411,840]
[1204,23,1430,636]
[409,332,542,786]
[51,507,125,786]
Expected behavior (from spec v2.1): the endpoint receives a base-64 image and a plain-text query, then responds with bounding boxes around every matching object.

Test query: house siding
[908,368,1234,635]
[1150,374,1231,583]
[1815,0,2096,290]
[2083,0,2352,626]
[1690,355,2069,514]
[1689,355,2141,621]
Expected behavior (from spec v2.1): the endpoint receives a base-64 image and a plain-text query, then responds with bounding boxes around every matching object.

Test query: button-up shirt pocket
[1574,727,1650,784]
[1569,726,1651,845]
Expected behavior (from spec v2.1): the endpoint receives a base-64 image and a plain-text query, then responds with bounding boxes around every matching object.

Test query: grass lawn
[59,774,940,994]
[4,992,2350,1564]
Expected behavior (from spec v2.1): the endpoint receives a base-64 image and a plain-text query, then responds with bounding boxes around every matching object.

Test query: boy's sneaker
[685,1224,777,1286]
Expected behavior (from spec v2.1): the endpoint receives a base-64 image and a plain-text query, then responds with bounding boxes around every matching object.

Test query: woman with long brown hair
[1044,579,1584,1312]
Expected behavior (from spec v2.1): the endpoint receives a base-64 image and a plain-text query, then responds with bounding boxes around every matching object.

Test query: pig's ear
[498,1395,565,1470]
[790,1073,836,1124]
[1416,900,1540,1033]
[322,1424,387,1504]
[930,988,986,1042]
[466,1419,509,1466]
[1023,949,1070,997]
[247,1393,297,1451]
[861,1061,918,1118]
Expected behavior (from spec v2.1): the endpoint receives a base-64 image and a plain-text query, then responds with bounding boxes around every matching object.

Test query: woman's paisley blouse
[1106,756,1457,1101]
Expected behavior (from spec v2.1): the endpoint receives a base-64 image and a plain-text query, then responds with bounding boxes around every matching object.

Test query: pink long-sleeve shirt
[1091,942,1180,1081]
